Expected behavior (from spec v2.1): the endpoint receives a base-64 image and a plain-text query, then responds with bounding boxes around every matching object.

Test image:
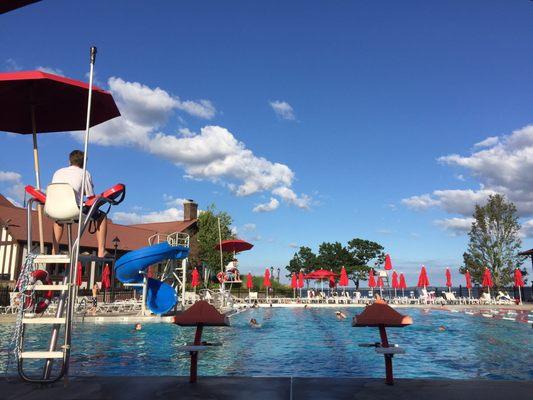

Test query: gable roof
[130,219,197,234]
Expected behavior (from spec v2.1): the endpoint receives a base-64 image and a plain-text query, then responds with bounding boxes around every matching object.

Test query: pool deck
[1,376,532,400]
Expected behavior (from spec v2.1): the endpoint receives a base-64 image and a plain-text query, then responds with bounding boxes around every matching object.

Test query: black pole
[111,242,118,302]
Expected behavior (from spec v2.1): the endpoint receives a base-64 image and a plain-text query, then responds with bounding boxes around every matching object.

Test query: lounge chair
[496,291,513,305]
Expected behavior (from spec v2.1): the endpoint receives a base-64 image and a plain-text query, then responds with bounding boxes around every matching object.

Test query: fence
[0,286,9,306]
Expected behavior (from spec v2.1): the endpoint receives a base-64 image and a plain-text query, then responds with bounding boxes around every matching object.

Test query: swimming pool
[1,308,531,380]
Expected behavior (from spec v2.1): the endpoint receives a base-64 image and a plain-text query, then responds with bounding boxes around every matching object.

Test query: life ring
[217,272,226,283]
[24,269,53,313]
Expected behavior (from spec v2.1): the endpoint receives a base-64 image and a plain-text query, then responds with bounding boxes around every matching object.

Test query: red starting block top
[352,300,413,328]
[174,300,230,327]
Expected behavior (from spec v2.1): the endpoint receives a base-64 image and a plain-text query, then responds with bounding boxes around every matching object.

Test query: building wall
[0,226,19,283]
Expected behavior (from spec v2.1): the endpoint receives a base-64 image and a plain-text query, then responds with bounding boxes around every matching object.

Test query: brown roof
[519,249,533,256]
[0,196,193,252]
[130,219,197,234]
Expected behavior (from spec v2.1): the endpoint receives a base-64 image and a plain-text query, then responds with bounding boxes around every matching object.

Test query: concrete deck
[1,376,532,400]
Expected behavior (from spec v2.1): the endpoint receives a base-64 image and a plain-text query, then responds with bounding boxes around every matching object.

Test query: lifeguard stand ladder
[17,184,124,383]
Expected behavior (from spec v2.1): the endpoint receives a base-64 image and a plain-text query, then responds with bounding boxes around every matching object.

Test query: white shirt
[51,165,94,203]
[225,261,238,272]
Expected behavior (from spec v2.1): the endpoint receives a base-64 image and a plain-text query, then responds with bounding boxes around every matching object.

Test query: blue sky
[1,1,532,285]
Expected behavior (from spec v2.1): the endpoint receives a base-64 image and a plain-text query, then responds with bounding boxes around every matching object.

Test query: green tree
[459,194,525,287]
[317,241,352,274]
[285,246,318,276]
[346,238,385,288]
[196,204,234,272]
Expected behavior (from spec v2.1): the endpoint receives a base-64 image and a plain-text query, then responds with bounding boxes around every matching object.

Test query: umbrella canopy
[465,270,472,289]
[514,268,524,287]
[377,277,384,288]
[353,300,413,327]
[297,271,304,289]
[215,239,253,253]
[368,269,376,288]
[76,262,83,286]
[291,273,297,289]
[417,266,430,288]
[0,0,41,14]
[246,272,253,289]
[399,273,407,289]
[384,254,393,271]
[328,275,336,288]
[445,268,452,288]
[305,269,338,280]
[191,268,200,288]
[263,269,271,287]
[101,264,111,289]
[0,71,120,133]
[391,271,399,289]
[482,268,493,288]
[339,266,349,287]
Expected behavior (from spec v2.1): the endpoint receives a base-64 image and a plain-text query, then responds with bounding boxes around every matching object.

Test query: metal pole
[181,258,187,307]
[217,218,223,273]
[31,106,45,255]
[111,243,117,302]
[141,275,147,316]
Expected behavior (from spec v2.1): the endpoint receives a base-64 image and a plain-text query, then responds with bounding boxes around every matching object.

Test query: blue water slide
[114,242,189,314]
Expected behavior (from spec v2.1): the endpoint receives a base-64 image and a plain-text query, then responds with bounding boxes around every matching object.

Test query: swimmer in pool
[335,311,347,320]
[134,323,142,331]
[438,325,446,331]
[249,318,261,328]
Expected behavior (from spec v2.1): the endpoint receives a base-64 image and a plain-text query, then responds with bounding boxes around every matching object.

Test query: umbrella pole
[217,218,224,273]
[31,107,45,254]
[518,286,522,305]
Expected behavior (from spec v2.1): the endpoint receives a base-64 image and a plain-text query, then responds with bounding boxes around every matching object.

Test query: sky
[1,0,532,285]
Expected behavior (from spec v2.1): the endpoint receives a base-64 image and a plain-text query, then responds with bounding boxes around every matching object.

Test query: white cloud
[0,170,24,202]
[0,171,21,182]
[272,186,310,209]
[86,77,309,212]
[242,223,256,232]
[434,217,474,235]
[36,66,64,76]
[269,100,296,121]
[112,207,183,224]
[5,58,21,71]
[288,242,299,249]
[520,219,533,238]
[253,198,280,212]
[474,136,499,148]
[162,194,188,208]
[401,193,441,211]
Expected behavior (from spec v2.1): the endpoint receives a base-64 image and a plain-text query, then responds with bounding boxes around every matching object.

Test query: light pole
[277,267,280,282]
[270,266,274,296]
[111,236,120,302]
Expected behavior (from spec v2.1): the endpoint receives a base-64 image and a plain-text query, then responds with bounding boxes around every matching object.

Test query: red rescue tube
[24,269,53,313]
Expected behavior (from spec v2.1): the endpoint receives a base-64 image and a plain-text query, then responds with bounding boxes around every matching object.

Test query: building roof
[519,248,533,256]
[0,195,195,252]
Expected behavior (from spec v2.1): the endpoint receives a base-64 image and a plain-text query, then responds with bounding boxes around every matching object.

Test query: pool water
[1,308,531,380]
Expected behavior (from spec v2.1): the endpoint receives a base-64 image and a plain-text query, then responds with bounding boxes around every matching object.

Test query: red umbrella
[328,275,336,288]
[291,273,297,289]
[514,268,524,304]
[339,266,349,287]
[191,268,200,288]
[246,273,253,289]
[304,269,338,280]
[0,70,120,252]
[391,271,399,297]
[482,268,493,288]
[465,270,472,288]
[384,254,393,271]
[76,262,83,287]
[298,271,304,289]
[215,239,253,253]
[399,273,407,297]
[445,268,452,291]
[368,269,376,288]
[263,269,271,300]
[101,264,111,289]
[417,266,430,288]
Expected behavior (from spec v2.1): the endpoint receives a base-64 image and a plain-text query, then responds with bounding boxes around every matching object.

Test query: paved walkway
[1,376,532,399]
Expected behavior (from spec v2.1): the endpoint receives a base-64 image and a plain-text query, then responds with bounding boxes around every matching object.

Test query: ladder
[17,253,76,383]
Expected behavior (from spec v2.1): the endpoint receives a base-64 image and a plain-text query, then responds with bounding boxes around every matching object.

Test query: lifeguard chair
[17,182,125,383]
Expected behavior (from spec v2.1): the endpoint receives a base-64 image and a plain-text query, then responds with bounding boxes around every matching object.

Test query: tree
[285,246,318,276]
[317,242,352,274]
[459,194,525,287]
[196,204,234,273]
[346,238,385,288]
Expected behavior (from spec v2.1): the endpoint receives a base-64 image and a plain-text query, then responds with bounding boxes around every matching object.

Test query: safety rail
[148,231,189,248]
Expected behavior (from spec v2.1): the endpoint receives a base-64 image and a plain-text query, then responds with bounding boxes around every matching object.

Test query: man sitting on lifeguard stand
[225,258,240,281]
